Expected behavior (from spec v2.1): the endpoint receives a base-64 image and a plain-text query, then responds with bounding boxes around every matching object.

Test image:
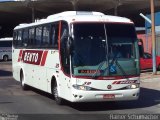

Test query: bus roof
[0,37,13,41]
[14,11,133,30]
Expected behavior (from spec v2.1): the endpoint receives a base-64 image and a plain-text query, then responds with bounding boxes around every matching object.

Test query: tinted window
[72,23,138,77]
[29,28,35,46]
[42,25,50,47]
[22,29,28,47]
[14,22,59,49]
[73,23,105,66]
[0,41,12,47]
[35,26,42,46]
[17,30,22,47]
[51,23,59,49]
[105,23,137,38]
[105,23,136,59]
[13,31,17,47]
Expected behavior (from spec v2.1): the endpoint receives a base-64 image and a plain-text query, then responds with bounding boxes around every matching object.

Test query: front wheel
[52,81,64,105]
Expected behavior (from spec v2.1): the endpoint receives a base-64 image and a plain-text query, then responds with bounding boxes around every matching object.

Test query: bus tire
[52,80,64,105]
[20,70,28,90]
[3,55,8,61]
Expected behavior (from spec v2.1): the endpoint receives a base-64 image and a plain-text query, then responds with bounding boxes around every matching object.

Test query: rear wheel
[3,55,8,61]
[20,71,28,90]
[52,81,64,105]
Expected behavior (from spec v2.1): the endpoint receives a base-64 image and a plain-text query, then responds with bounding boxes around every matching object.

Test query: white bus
[0,37,12,61]
[12,11,140,105]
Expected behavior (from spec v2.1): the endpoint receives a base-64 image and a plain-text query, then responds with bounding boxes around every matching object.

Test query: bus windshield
[71,23,139,77]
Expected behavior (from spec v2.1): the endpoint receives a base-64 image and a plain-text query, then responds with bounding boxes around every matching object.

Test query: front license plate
[103,94,115,99]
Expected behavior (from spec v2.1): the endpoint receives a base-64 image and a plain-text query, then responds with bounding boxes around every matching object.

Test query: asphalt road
[0,61,160,120]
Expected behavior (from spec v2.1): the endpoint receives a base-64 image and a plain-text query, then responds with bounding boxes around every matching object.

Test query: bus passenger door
[58,21,72,99]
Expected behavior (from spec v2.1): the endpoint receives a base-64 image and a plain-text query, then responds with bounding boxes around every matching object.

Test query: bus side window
[22,29,28,47]
[28,28,35,47]
[42,25,50,47]
[13,31,17,47]
[35,26,42,47]
[51,25,55,47]
[51,23,58,49]
[0,41,12,47]
[17,30,22,47]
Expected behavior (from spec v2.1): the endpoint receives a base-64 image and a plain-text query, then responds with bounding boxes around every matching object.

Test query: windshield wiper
[92,53,129,80]
[109,54,129,80]
[92,61,106,78]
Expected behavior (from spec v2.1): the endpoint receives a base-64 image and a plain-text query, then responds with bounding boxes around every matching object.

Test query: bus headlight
[73,84,91,91]
[126,84,140,89]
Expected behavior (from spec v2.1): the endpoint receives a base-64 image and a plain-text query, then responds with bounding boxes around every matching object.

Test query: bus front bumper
[70,88,140,102]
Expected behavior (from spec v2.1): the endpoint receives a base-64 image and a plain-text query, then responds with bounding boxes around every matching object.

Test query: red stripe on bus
[18,50,23,62]
[112,81,118,84]
[40,51,48,66]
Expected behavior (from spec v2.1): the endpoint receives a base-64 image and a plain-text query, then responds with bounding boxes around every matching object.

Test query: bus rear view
[0,37,12,61]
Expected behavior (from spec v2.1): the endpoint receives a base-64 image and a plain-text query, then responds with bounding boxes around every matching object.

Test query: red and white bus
[12,11,140,105]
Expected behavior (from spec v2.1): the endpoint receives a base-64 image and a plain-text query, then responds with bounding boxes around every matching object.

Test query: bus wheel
[3,55,8,61]
[20,71,28,90]
[52,81,64,105]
